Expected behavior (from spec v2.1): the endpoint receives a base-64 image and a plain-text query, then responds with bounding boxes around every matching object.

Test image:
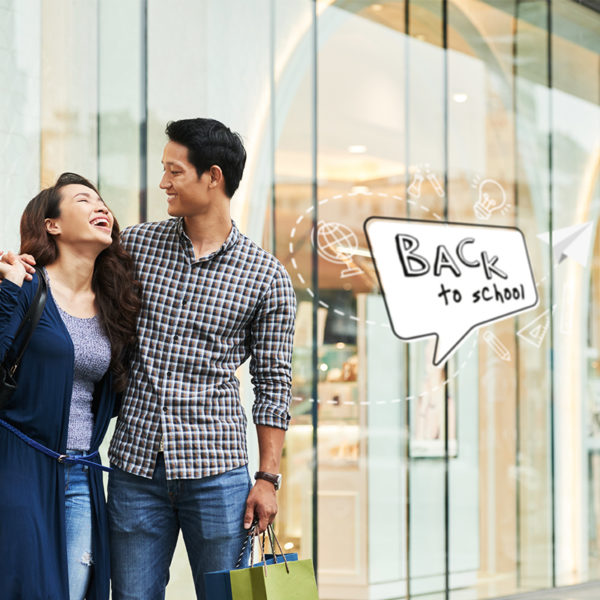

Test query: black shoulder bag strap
[2,266,48,377]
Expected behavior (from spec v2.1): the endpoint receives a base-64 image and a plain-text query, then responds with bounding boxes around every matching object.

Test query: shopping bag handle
[235,521,290,575]
[266,525,288,571]
[235,521,258,569]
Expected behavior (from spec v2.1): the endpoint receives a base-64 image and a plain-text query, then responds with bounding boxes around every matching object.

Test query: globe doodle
[313,220,363,278]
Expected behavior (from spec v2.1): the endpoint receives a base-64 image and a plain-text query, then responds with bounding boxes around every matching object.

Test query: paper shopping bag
[229,559,318,600]
[204,554,299,599]
[204,567,234,600]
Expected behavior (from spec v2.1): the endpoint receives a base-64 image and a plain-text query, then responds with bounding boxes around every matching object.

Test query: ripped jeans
[65,450,93,600]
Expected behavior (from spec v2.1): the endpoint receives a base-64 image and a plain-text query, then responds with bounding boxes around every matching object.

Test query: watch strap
[255,471,281,490]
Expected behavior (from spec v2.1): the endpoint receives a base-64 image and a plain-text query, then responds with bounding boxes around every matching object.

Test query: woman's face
[45,183,114,249]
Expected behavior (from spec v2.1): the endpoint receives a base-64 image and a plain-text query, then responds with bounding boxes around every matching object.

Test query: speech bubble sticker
[364,217,539,366]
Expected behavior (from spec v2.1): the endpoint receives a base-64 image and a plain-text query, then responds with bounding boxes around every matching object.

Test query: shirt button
[174,335,179,341]
[167,371,172,377]
[162,406,167,413]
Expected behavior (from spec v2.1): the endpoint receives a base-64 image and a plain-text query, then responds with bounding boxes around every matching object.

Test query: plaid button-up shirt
[108,218,296,480]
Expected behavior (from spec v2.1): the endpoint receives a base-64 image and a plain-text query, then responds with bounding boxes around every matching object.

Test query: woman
[0,173,140,599]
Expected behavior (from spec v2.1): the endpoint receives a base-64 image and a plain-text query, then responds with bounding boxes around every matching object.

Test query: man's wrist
[254,471,282,491]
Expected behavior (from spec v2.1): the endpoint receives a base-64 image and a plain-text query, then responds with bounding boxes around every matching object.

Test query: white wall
[0,0,41,252]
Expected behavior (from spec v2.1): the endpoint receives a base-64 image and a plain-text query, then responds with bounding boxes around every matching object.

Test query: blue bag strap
[0,417,112,472]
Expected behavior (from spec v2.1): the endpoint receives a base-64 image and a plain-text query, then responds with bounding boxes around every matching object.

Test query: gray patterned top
[54,300,111,451]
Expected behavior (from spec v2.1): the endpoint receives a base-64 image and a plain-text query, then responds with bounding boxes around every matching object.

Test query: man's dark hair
[165,118,247,198]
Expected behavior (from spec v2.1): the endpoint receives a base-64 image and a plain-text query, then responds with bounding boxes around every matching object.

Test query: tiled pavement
[495,583,600,600]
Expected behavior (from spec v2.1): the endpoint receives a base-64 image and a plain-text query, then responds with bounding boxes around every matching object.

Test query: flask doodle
[408,165,445,199]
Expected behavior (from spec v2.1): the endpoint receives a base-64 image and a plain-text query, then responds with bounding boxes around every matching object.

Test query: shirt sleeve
[0,279,28,360]
[249,265,297,430]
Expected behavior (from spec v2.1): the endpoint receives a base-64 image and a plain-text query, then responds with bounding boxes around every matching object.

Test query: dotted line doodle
[288,192,484,407]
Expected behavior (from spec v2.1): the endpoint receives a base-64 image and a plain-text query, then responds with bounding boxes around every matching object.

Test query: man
[106,118,296,599]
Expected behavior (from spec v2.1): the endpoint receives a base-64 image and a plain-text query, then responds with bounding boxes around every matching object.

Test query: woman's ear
[45,218,60,236]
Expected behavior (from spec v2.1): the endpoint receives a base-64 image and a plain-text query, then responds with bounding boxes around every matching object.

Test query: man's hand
[244,479,278,533]
[0,252,36,282]
[245,425,286,533]
[0,252,29,287]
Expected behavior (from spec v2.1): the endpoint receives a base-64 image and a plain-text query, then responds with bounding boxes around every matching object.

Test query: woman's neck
[45,249,96,294]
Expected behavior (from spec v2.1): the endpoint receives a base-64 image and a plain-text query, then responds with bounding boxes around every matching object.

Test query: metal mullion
[311,0,320,579]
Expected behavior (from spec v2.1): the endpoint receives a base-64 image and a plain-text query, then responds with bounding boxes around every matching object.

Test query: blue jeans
[107,453,252,600]
[64,450,93,600]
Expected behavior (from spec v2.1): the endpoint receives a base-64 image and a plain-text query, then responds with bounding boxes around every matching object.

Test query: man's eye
[171,171,182,175]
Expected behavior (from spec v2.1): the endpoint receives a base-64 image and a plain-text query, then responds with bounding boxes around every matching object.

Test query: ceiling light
[453,93,468,103]
[351,185,370,194]
[348,145,367,154]
[371,4,383,11]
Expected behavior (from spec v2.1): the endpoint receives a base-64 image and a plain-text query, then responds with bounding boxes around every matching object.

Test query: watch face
[275,474,282,490]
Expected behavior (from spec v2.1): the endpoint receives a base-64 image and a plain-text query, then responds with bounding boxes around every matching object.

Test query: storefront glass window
[0,1,599,598]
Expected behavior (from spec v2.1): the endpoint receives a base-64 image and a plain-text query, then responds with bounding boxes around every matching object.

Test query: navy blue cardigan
[0,272,116,599]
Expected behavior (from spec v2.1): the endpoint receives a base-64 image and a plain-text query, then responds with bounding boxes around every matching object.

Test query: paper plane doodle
[537,221,594,267]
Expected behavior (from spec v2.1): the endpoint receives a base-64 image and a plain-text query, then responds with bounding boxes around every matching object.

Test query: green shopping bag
[230,558,318,599]
[229,524,318,599]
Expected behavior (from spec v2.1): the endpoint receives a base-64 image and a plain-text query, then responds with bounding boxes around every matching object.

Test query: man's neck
[183,209,233,260]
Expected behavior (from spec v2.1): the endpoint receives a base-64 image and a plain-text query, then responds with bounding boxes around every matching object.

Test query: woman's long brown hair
[19,172,141,393]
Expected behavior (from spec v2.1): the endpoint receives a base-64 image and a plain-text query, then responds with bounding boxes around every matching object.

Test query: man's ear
[207,165,224,189]
[45,218,61,236]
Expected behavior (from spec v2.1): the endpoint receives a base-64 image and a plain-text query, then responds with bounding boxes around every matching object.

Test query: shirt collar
[176,218,241,263]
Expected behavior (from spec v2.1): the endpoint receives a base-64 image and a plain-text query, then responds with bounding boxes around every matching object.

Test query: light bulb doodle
[473,178,507,220]
[312,220,364,278]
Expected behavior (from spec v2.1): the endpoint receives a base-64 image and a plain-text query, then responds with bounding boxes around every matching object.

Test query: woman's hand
[0,252,28,287]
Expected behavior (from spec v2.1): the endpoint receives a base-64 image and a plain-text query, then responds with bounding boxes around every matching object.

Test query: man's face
[160,140,212,217]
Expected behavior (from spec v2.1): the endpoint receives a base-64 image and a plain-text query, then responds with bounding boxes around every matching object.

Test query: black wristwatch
[255,471,282,491]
